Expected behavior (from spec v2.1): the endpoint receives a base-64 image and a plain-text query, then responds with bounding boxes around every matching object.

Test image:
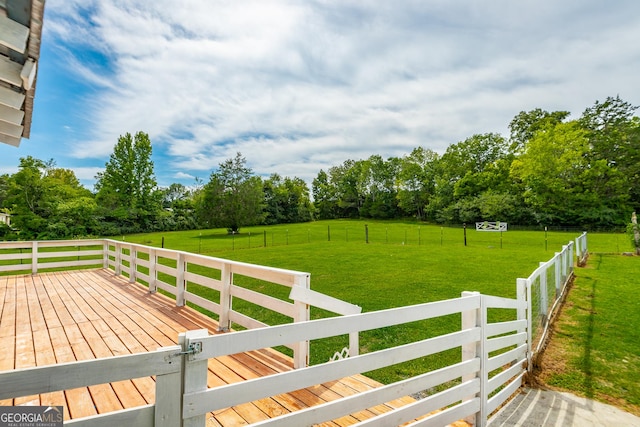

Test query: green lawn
[113,220,633,384]
[0,220,633,400]
[539,254,640,416]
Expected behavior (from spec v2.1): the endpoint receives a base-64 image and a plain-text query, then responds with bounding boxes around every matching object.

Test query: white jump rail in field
[475,221,507,232]
[180,291,527,427]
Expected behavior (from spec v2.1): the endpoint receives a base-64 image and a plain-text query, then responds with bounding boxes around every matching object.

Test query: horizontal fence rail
[0,346,183,427]
[179,291,527,427]
[104,239,363,368]
[0,239,361,369]
[0,239,105,273]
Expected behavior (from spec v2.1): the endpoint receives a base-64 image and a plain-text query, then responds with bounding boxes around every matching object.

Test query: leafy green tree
[162,183,190,208]
[312,170,337,220]
[359,155,400,219]
[579,95,637,161]
[627,118,640,211]
[431,133,511,223]
[158,183,197,231]
[6,157,51,237]
[196,153,264,232]
[95,131,161,232]
[475,191,522,221]
[263,175,285,224]
[5,157,96,239]
[511,121,628,226]
[448,191,526,225]
[44,167,96,238]
[48,197,98,238]
[397,147,438,220]
[0,174,10,208]
[580,96,640,211]
[509,108,569,153]
[263,174,313,224]
[329,160,364,218]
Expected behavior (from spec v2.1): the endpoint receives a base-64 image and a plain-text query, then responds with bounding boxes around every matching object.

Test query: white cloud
[72,166,103,181]
[42,0,640,187]
[173,171,196,180]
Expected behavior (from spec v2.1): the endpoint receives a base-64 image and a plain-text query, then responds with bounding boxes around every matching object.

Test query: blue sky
[1,0,640,189]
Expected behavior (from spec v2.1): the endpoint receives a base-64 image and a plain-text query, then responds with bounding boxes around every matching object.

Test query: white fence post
[218,262,232,332]
[176,252,186,307]
[181,329,208,427]
[154,345,183,427]
[560,247,567,287]
[569,241,575,274]
[575,232,588,266]
[149,248,157,293]
[516,278,531,374]
[539,262,548,325]
[560,244,573,286]
[31,241,38,274]
[348,326,360,359]
[102,241,109,269]
[130,245,137,283]
[478,295,488,427]
[554,251,562,299]
[293,274,311,369]
[115,242,122,276]
[462,291,482,427]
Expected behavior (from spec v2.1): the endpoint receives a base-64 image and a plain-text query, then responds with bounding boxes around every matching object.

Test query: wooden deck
[0,268,445,426]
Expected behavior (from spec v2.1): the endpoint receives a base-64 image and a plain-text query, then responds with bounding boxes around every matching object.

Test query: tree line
[0,96,637,240]
[0,134,313,239]
[314,96,639,227]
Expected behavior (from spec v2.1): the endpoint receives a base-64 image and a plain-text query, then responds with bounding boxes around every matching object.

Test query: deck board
[32,275,62,330]
[0,268,468,426]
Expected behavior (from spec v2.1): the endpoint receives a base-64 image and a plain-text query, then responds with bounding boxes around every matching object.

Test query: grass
[538,253,640,416]
[3,221,630,389]
[112,220,633,384]
[0,220,634,405]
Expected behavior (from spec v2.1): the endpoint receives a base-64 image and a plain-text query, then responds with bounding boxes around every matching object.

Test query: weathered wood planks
[0,269,428,426]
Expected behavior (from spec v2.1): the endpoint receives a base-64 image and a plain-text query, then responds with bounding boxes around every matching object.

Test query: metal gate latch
[171,341,203,360]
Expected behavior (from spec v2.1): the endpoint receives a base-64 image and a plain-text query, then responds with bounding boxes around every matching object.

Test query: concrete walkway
[488,388,640,427]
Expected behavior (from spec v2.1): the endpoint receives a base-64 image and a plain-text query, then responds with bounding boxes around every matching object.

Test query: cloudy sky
[1,0,639,188]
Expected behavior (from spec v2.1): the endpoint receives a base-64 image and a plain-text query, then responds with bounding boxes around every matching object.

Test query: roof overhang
[0,0,45,147]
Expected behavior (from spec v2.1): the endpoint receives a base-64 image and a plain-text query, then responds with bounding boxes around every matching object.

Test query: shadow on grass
[195,232,259,241]
[583,278,596,399]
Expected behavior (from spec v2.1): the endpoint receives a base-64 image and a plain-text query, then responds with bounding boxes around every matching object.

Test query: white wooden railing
[518,237,577,363]
[0,290,525,427]
[0,345,183,427]
[179,291,527,427]
[0,239,105,273]
[0,239,361,369]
